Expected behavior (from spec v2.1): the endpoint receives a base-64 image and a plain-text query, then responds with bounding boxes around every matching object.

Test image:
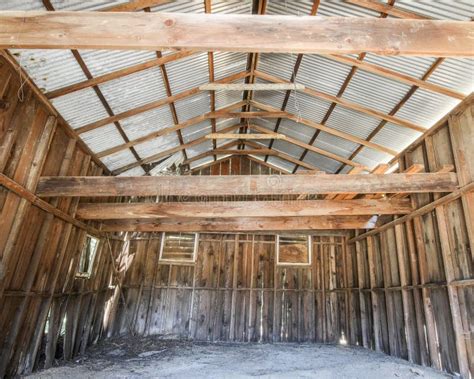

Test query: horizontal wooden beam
[1,12,472,56]
[0,173,101,236]
[199,83,305,91]
[348,181,474,243]
[205,133,286,140]
[100,215,381,232]
[36,172,458,197]
[77,199,412,220]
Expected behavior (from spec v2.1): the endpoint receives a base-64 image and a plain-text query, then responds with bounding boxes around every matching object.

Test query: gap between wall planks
[347,102,474,378]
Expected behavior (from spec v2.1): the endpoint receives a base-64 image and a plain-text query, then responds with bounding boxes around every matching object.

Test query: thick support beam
[99,215,380,232]
[36,172,458,197]
[77,199,412,220]
[0,12,472,56]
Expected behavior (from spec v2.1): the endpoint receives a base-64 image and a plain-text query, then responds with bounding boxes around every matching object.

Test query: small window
[277,234,312,266]
[77,235,99,278]
[160,232,198,264]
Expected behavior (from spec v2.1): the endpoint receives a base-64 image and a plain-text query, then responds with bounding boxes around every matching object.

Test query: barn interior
[0,1,473,378]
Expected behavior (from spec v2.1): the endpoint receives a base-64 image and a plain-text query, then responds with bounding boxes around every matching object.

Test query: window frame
[159,232,199,265]
[276,234,312,266]
[76,234,100,278]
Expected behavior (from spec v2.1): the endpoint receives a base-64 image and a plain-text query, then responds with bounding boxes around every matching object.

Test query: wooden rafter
[204,0,218,160]
[75,71,250,134]
[1,12,472,56]
[96,101,246,158]
[112,123,244,175]
[102,0,173,12]
[44,50,195,99]
[249,123,369,170]
[336,57,446,174]
[294,0,397,172]
[265,0,320,164]
[253,70,425,132]
[251,100,398,156]
[41,0,149,174]
[244,140,322,171]
[36,172,458,197]
[76,198,412,220]
[325,54,465,100]
[344,0,428,19]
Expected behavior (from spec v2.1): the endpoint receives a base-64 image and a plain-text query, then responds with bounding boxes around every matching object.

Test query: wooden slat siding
[36,172,458,198]
[112,233,350,344]
[346,102,473,377]
[0,54,127,376]
[0,52,109,174]
[1,12,472,57]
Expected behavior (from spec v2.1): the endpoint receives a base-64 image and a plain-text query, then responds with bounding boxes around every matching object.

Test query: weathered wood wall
[110,233,355,344]
[0,54,125,376]
[347,100,473,378]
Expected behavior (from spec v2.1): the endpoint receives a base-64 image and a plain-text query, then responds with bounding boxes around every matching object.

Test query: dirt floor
[28,336,452,379]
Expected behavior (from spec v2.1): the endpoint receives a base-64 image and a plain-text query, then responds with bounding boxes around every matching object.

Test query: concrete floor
[28,336,452,379]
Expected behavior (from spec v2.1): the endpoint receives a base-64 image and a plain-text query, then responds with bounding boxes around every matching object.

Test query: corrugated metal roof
[1,0,472,175]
